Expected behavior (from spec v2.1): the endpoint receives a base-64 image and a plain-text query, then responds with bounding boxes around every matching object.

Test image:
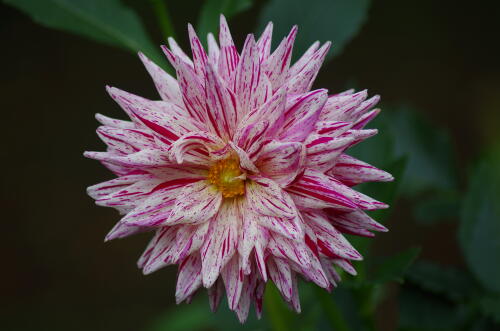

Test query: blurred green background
[1,0,499,330]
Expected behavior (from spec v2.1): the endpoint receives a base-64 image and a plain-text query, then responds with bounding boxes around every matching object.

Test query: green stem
[315,287,351,331]
[149,0,176,40]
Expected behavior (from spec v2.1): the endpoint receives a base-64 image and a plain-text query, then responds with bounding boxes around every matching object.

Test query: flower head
[85,15,393,322]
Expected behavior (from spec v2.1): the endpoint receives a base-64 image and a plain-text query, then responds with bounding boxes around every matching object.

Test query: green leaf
[264,283,296,331]
[371,247,420,284]
[3,0,165,67]
[479,295,500,323]
[197,0,254,40]
[399,287,470,331]
[459,147,500,294]
[258,0,371,60]
[406,261,477,302]
[413,190,461,225]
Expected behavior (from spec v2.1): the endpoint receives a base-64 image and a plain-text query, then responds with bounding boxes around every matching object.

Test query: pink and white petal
[256,140,306,187]
[93,176,164,208]
[172,222,209,262]
[238,204,268,278]
[176,254,203,304]
[188,24,208,77]
[246,176,297,218]
[168,131,225,166]
[287,169,358,211]
[287,273,301,313]
[233,120,270,160]
[84,149,171,169]
[319,90,368,122]
[201,201,241,287]
[137,228,165,268]
[254,279,266,319]
[234,275,254,323]
[320,257,341,287]
[286,42,331,94]
[207,32,220,65]
[304,135,355,172]
[268,257,293,301]
[309,121,352,138]
[105,220,150,241]
[279,89,328,142]
[257,213,304,241]
[167,37,194,67]
[263,26,297,91]
[328,154,393,186]
[305,211,363,261]
[221,256,244,310]
[333,258,357,276]
[267,234,311,270]
[205,64,238,140]
[228,142,259,173]
[87,174,152,200]
[256,22,273,63]
[138,52,183,106]
[142,226,179,274]
[300,248,330,289]
[96,126,155,155]
[95,113,135,129]
[208,279,224,312]
[165,180,222,226]
[347,95,380,123]
[352,108,381,129]
[327,209,388,232]
[218,15,239,85]
[287,41,320,79]
[234,34,263,117]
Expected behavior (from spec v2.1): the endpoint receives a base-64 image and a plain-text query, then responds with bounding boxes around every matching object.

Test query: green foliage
[258,0,371,60]
[459,148,500,294]
[413,190,461,225]
[406,261,477,302]
[197,0,254,40]
[371,247,421,284]
[3,0,165,66]
[399,287,471,331]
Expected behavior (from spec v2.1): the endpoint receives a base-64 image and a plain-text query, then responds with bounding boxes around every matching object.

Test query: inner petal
[208,157,246,198]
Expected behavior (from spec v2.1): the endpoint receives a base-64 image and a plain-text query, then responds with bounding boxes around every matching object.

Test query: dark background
[1,0,499,330]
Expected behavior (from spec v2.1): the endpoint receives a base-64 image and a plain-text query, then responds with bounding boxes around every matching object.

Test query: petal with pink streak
[287,169,358,211]
[205,64,238,140]
[207,32,220,65]
[208,279,224,312]
[138,52,183,106]
[228,142,259,173]
[268,257,293,301]
[327,209,388,233]
[201,201,241,287]
[328,154,393,186]
[234,34,265,117]
[287,41,320,79]
[187,24,208,77]
[142,226,179,274]
[96,126,155,155]
[221,255,244,310]
[168,131,225,166]
[319,90,370,122]
[246,177,297,219]
[320,257,340,288]
[172,222,209,262]
[263,25,297,91]
[95,113,134,129]
[84,149,171,169]
[218,15,239,85]
[256,140,306,187]
[176,254,203,304]
[304,211,363,261]
[105,220,150,241]
[167,37,194,67]
[304,135,355,172]
[165,181,222,226]
[286,42,331,94]
[267,234,311,270]
[352,108,381,129]
[256,22,273,63]
[279,89,328,142]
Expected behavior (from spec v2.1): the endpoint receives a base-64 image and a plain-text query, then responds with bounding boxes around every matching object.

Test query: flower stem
[315,287,351,331]
[149,0,176,40]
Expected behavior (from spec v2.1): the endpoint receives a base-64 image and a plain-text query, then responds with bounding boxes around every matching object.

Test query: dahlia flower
[85,15,392,322]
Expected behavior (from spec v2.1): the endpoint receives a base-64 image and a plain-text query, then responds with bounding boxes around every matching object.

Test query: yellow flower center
[208,157,245,198]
